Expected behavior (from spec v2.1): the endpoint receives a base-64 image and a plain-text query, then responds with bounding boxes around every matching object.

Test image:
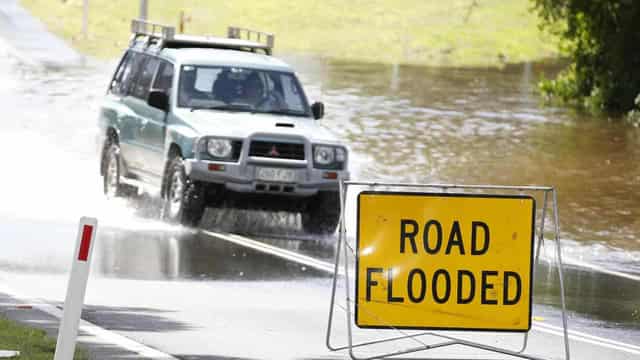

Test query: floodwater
[2,45,639,265]
[291,57,640,276]
[0,18,639,352]
[311,60,640,252]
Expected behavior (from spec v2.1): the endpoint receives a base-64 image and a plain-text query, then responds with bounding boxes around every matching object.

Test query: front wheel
[163,156,206,227]
[301,191,341,235]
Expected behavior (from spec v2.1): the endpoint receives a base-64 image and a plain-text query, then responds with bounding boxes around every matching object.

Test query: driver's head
[243,72,263,101]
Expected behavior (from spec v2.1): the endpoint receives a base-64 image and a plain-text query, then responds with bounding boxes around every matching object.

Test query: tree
[532,0,640,114]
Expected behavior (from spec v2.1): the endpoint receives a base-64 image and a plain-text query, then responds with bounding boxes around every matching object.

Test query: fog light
[208,164,225,171]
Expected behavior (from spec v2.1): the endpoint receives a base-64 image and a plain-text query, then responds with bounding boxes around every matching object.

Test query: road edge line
[533,321,640,353]
[532,324,640,355]
[561,256,640,282]
[202,230,336,274]
[0,281,177,359]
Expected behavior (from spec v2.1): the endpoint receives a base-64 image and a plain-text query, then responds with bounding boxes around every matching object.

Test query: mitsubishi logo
[268,145,280,157]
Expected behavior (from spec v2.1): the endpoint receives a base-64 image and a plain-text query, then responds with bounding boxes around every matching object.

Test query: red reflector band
[323,172,338,179]
[78,225,93,261]
[208,164,225,171]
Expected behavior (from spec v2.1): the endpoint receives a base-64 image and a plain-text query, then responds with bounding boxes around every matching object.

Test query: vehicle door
[138,59,173,177]
[122,54,161,179]
[113,51,149,171]
[106,50,145,172]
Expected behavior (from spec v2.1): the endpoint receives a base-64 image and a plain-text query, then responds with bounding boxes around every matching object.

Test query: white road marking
[561,256,640,282]
[202,230,337,274]
[0,283,177,359]
[203,230,640,356]
[533,322,640,355]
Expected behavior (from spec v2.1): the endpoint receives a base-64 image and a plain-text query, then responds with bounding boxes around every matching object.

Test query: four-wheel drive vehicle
[98,20,349,233]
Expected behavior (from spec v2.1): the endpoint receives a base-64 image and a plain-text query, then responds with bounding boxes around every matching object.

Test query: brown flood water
[290,57,640,258]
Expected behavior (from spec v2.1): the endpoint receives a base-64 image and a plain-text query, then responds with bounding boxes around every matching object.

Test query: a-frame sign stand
[326,180,571,360]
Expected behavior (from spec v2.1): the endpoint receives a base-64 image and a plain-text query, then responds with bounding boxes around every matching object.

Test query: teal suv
[98,21,349,233]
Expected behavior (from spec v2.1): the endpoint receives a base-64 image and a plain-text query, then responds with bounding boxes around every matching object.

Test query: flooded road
[305,60,640,257]
[97,226,640,342]
[1,33,639,272]
[0,4,639,357]
[4,220,640,358]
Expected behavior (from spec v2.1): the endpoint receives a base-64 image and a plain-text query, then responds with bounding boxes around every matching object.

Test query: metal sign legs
[325,181,571,360]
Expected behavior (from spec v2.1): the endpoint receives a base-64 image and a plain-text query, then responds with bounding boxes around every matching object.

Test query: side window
[118,52,145,96]
[110,51,132,95]
[153,61,174,93]
[132,56,160,100]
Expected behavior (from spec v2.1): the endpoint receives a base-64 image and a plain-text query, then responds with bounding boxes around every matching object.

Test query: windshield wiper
[190,104,308,117]
[190,104,252,112]
[253,109,309,117]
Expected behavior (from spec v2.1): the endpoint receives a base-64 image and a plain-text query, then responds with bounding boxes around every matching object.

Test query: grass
[0,315,87,360]
[20,0,559,66]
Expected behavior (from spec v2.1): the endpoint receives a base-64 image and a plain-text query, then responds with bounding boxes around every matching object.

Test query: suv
[98,20,349,233]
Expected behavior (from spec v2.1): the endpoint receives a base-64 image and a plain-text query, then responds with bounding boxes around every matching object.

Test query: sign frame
[325,180,572,360]
[354,191,537,332]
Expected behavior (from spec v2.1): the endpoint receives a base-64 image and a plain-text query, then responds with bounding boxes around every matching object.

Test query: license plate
[256,167,297,183]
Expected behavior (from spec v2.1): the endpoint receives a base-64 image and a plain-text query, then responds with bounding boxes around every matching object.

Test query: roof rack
[131,19,175,41]
[227,26,275,52]
[129,19,275,55]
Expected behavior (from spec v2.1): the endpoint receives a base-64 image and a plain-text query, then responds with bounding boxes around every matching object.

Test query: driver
[240,72,264,106]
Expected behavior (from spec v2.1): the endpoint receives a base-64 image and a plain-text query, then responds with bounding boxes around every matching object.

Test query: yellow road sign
[356,192,535,331]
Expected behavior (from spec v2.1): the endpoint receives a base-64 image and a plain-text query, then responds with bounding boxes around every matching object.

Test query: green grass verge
[20,0,558,66]
[0,315,87,360]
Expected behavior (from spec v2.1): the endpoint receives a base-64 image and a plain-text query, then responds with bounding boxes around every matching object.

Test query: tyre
[102,142,138,198]
[103,143,125,198]
[163,155,206,227]
[301,191,341,235]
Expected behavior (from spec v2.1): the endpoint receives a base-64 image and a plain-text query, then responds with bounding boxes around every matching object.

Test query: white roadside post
[53,217,98,360]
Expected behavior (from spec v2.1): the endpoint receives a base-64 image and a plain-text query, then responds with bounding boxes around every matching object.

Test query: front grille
[249,141,305,160]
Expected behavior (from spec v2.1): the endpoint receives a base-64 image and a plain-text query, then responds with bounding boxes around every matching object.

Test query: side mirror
[148,90,169,112]
[311,102,324,120]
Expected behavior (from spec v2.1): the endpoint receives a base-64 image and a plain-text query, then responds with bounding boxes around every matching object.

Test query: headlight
[207,138,233,158]
[314,146,335,165]
[313,145,347,169]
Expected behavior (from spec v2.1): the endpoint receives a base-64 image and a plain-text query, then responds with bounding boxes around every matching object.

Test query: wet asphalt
[1,219,639,359]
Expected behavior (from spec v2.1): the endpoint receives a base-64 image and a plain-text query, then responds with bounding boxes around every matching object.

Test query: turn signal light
[323,171,338,179]
[208,164,225,172]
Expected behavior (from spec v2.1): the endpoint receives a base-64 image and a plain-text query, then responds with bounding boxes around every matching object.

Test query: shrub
[532,0,640,114]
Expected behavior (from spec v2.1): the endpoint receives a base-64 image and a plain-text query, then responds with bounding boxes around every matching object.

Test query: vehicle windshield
[177,65,310,117]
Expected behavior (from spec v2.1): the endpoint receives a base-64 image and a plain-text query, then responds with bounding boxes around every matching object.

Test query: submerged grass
[0,315,87,359]
[20,0,558,66]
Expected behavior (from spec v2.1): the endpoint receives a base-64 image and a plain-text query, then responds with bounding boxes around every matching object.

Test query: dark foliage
[532,0,640,114]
